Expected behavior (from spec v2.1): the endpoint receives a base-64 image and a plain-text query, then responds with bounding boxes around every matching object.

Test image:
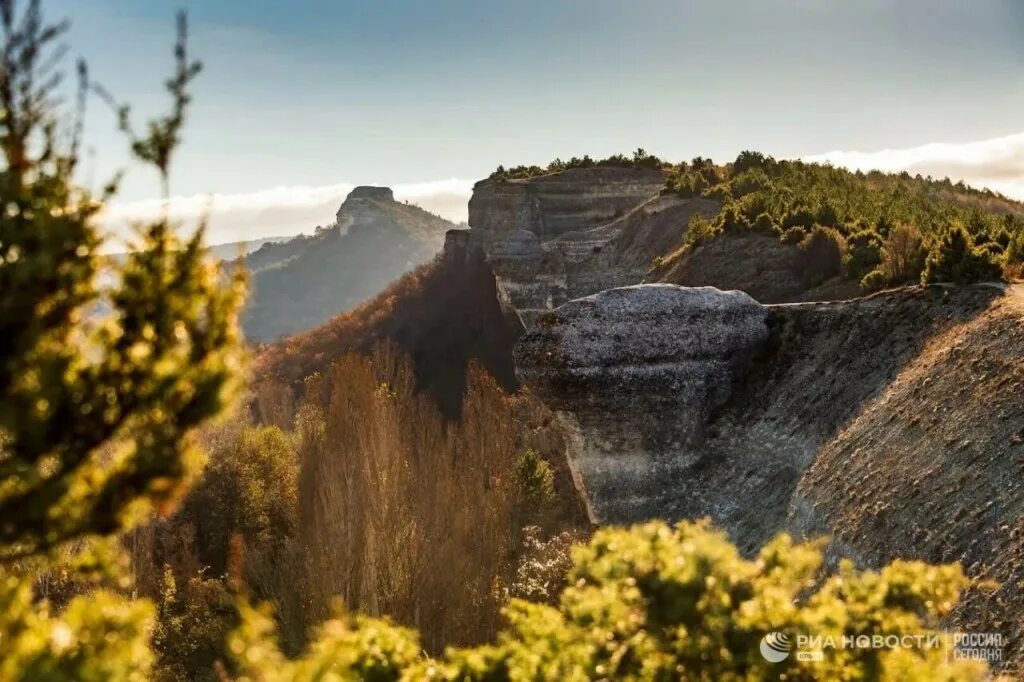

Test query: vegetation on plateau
[492,147,1023,289]
[490,147,667,181]
[662,150,1022,288]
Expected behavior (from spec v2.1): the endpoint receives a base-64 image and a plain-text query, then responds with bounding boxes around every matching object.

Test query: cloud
[803,131,1024,200]
[100,178,474,247]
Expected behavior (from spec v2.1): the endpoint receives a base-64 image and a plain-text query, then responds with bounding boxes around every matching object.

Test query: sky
[42,0,1024,244]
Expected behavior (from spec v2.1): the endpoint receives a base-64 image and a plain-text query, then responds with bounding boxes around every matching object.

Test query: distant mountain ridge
[242,186,453,342]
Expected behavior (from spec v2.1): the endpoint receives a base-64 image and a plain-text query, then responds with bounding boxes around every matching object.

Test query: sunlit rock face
[515,284,770,522]
[468,167,668,326]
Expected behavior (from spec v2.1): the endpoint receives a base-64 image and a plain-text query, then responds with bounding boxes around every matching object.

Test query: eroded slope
[515,282,1024,666]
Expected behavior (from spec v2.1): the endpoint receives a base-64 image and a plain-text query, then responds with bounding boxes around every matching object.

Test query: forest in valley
[0,1,1016,680]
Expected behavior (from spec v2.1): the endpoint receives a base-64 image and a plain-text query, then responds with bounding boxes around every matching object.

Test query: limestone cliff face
[468,167,670,326]
[515,282,1024,666]
[515,284,769,522]
[515,284,1005,533]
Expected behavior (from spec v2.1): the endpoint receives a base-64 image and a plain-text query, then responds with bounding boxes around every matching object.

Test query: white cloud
[803,131,1024,201]
[100,178,474,247]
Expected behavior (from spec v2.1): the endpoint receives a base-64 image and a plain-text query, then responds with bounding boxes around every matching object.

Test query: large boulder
[515,284,769,522]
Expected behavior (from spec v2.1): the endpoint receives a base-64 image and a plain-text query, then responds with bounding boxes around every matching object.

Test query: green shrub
[860,268,889,292]
[515,449,555,509]
[1006,232,1024,279]
[730,168,772,197]
[922,226,1004,284]
[781,226,807,245]
[750,212,779,236]
[783,207,817,230]
[683,171,710,197]
[796,226,847,287]
[152,568,238,682]
[879,224,927,284]
[816,202,840,228]
[732,150,777,176]
[683,214,722,248]
[229,520,988,681]
[718,205,750,233]
[182,426,298,576]
[844,229,884,280]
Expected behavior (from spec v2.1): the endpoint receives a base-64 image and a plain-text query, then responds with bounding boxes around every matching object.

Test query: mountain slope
[242,186,452,341]
[254,234,524,416]
[469,154,1024,326]
[514,282,1024,668]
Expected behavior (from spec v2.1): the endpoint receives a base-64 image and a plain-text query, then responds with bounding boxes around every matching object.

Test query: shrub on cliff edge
[796,226,848,287]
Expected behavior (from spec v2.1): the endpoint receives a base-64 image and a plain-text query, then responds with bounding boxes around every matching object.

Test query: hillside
[206,236,288,260]
[242,186,453,341]
[254,232,524,416]
[248,154,1024,670]
[515,282,1024,667]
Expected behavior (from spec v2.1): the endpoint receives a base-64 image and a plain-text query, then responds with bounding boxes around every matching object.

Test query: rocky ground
[515,281,1024,670]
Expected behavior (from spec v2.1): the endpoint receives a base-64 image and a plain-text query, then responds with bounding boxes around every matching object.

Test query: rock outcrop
[649,231,863,304]
[468,167,670,326]
[243,186,452,341]
[515,284,769,522]
[466,166,880,325]
[515,282,1024,666]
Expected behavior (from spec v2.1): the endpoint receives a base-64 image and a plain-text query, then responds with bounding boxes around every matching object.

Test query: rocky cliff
[515,282,1024,665]
[467,167,671,326]
[243,186,452,341]
[464,166,860,329]
[515,285,769,521]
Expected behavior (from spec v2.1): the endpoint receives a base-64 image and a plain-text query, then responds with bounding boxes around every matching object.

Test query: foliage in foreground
[0,1,243,679]
[0,0,244,561]
[229,520,987,682]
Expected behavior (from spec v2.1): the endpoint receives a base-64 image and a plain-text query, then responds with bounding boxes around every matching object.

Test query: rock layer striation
[515,284,769,522]
[515,281,1024,667]
[468,167,671,326]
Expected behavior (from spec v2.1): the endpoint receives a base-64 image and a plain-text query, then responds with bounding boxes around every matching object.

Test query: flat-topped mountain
[242,186,453,342]
[465,153,1024,328]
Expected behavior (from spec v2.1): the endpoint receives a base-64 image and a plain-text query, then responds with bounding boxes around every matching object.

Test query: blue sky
[44,0,1024,242]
